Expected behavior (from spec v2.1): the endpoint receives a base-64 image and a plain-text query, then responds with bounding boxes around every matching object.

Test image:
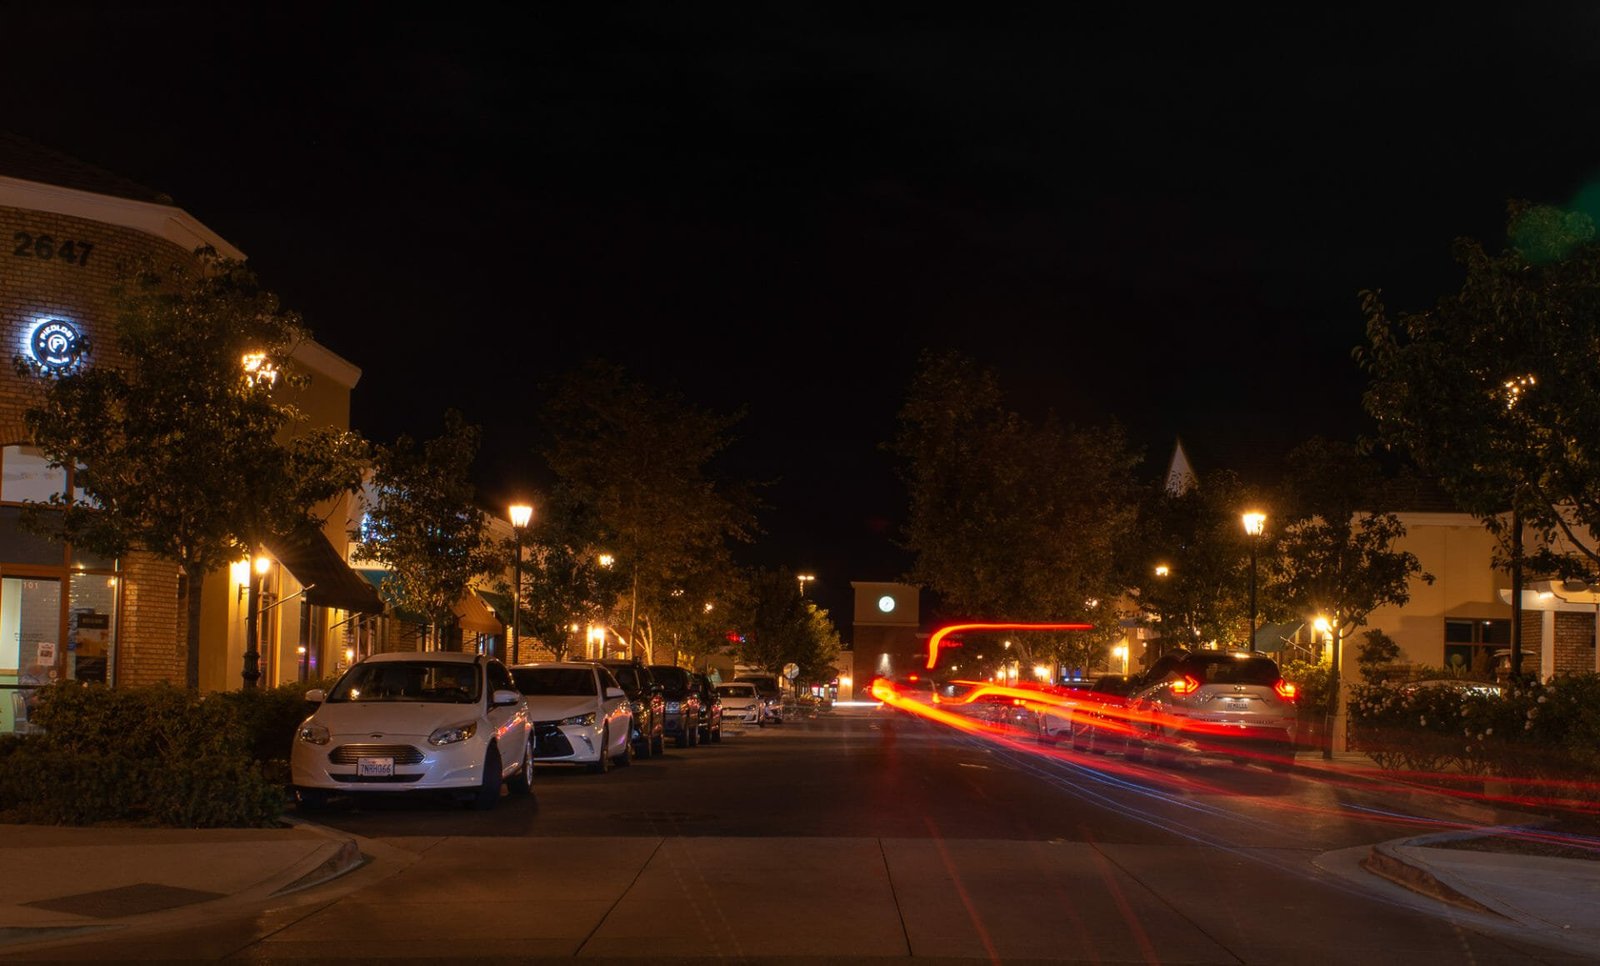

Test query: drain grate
[23,883,225,919]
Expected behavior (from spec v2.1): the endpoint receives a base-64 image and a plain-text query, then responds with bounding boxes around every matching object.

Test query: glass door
[1,575,61,735]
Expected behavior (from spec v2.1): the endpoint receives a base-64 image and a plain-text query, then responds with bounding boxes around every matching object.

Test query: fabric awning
[475,588,533,635]
[359,570,504,633]
[265,527,384,614]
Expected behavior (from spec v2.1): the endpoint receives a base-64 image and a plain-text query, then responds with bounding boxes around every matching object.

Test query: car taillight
[1169,675,1200,696]
[1274,679,1297,700]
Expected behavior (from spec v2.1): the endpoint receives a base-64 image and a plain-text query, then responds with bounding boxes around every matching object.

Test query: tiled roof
[0,132,172,205]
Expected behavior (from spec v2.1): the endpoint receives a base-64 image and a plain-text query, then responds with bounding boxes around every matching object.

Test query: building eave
[0,173,244,260]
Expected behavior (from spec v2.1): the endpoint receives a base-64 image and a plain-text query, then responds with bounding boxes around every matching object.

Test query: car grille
[534,723,573,758]
[331,773,423,783]
[329,743,424,765]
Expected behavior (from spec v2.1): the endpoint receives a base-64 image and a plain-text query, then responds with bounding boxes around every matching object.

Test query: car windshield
[651,666,692,690]
[327,660,481,703]
[610,666,647,694]
[512,667,596,696]
[1183,654,1281,686]
[717,684,756,698]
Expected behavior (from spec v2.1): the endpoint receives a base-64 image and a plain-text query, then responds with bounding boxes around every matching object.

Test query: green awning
[359,569,427,623]
[475,588,532,635]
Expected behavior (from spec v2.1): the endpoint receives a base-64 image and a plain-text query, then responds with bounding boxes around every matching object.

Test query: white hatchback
[291,651,533,810]
[511,661,635,773]
[716,682,764,726]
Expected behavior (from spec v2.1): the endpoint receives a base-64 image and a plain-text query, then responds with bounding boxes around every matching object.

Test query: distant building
[849,580,921,699]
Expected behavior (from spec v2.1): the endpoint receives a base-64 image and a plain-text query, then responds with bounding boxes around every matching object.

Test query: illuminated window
[0,445,66,504]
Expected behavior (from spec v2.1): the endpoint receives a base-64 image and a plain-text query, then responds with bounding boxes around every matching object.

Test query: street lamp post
[797,573,815,597]
[243,555,271,689]
[1314,614,1340,759]
[1242,511,1266,653]
[508,503,533,664]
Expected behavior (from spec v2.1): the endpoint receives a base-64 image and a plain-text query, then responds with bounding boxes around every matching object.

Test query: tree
[516,500,629,660]
[1358,201,1600,677]
[541,359,759,662]
[890,350,1142,665]
[18,250,368,688]
[357,410,499,649]
[1126,467,1272,656]
[1269,437,1431,753]
[736,568,840,686]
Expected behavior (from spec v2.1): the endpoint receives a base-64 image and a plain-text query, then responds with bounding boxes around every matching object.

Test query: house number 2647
[12,231,94,266]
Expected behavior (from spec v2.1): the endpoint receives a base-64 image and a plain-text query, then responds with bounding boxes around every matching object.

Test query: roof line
[0,174,244,260]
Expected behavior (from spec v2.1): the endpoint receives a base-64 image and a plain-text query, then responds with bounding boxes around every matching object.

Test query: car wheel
[711,723,722,743]
[507,738,534,796]
[652,729,665,755]
[470,745,503,810]
[615,728,634,767]
[1268,745,1295,772]
[687,717,699,747]
[635,726,653,759]
[296,787,331,811]
[589,728,613,774]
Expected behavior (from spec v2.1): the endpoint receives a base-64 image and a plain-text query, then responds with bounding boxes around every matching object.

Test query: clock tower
[850,581,921,699]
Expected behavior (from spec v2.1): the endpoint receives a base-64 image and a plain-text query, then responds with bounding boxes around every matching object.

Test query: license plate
[357,757,394,777]
[1224,698,1250,709]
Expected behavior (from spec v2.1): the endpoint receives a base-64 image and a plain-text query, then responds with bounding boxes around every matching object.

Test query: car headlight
[559,711,597,727]
[665,701,680,712]
[428,720,479,745]
[297,720,330,745]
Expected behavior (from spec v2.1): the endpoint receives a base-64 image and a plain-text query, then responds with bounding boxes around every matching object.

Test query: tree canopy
[19,249,367,688]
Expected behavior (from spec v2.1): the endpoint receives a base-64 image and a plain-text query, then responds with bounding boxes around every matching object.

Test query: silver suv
[1125,649,1298,771]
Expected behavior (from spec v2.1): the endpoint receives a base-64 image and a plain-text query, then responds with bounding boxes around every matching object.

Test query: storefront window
[1,575,61,735]
[0,445,65,505]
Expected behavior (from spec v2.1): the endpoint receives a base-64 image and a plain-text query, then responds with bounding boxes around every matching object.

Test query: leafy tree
[513,500,624,661]
[736,568,840,686]
[1355,628,1402,683]
[1358,201,1600,676]
[357,410,498,649]
[1127,467,1274,656]
[541,359,760,661]
[18,249,368,688]
[1269,438,1430,716]
[890,350,1141,666]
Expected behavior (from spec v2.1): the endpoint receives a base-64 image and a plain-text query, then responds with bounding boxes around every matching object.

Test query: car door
[485,659,531,766]
[598,666,632,752]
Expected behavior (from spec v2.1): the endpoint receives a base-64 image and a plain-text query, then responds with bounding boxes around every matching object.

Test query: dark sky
[7,3,1600,625]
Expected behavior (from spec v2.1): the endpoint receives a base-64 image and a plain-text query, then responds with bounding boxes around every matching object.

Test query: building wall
[1361,513,1508,668]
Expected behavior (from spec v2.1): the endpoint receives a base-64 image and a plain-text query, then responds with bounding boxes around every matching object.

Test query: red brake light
[1170,675,1200,696]
[1274,679,1297,700]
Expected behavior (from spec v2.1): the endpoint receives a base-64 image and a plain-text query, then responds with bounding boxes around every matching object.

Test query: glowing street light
[1242,511,1266,653]
[509,503,533,664]
[797,573,815,597]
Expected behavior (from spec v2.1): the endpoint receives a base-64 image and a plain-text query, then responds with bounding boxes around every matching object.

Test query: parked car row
[289,651,752,811]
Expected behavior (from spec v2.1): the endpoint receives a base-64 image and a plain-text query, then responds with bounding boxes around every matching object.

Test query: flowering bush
[1348,673,1600,802]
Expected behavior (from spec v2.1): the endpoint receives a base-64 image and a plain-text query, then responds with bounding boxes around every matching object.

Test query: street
[3,707,1584,964]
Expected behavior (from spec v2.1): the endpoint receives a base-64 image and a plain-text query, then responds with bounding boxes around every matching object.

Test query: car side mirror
[605,686,625,699]
[492,688,522,706]
[304,688,326,703]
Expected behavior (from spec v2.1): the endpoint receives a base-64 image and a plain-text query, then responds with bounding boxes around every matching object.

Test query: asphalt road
[8,708,1587,964]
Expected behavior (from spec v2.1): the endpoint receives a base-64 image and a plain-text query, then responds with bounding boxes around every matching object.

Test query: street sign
[782,662,800,680]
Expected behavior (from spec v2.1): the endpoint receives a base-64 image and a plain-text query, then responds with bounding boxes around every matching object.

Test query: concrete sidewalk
[0,819,362,951]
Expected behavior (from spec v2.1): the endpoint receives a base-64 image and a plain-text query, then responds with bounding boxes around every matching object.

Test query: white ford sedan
[291,651,533,810]
[511,661,635,773]
[716,681,765,727]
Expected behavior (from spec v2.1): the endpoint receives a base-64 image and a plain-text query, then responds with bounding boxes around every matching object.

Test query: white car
[716,681,765,727]
[511,661,635,773]
[291,651,533,810]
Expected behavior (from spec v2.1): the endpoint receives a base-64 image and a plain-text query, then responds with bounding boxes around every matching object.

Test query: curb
[1360,842,1502,916]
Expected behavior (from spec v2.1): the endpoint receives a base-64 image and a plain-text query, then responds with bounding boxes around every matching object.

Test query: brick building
[0,134,382,731]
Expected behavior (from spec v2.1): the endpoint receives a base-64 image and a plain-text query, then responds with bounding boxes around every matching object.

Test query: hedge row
[0,680,327,827]
[1347,673,1600,805]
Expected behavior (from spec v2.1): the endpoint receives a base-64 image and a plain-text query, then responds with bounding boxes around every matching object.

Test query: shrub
[1281,658,1332,715]
[1355,629,1400,683]
[2,683,292,827]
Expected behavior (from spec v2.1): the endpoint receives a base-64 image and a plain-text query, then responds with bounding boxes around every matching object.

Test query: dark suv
[647,664,703,748]
[600,659,666,758]
[692,672,723,743]
[1124,649,1298,771]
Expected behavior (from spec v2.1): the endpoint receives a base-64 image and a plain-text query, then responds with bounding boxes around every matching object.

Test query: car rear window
[1184,655,1281,686]
[650,666,692,690]
[610,667,646,693]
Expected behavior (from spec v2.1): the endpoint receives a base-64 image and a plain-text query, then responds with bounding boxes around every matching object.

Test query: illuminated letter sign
[28,319,83,371]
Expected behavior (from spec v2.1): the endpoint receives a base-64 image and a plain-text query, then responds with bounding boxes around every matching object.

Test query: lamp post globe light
[509,503,533,665]
[1242,511,1266,653]
[797,573,815,597]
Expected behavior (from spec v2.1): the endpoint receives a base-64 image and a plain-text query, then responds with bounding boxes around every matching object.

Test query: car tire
[615,729,634,767]
[711,723,722,743]
[688,717,699,747]
[589,729,613,774]
[470,745,502,810]
[296,787,331,812]
[652,730,665,756]
[507,739,534,796]
[1268,746,1295,772]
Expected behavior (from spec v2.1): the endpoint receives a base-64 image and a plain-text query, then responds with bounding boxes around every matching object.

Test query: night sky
[7,4,1600,625]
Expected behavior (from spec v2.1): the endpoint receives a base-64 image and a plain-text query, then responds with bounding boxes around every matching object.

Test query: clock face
[877,595,896,613]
